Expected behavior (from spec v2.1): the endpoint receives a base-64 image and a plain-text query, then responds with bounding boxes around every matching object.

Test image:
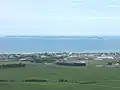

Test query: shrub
[9,80,15,82]
[64,80,68,82]
[59,79,65,82]
[107,62,112,65]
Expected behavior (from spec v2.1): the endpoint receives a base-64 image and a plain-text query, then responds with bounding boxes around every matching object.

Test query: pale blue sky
[0,0,120,36]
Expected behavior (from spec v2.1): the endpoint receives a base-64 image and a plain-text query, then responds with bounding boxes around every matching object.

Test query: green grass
[0,60,120,90]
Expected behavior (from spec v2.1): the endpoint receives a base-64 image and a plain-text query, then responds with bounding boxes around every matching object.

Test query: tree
[107,62,112,65]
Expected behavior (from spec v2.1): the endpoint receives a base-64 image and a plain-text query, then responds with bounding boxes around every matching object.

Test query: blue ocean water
[0,36,120,52]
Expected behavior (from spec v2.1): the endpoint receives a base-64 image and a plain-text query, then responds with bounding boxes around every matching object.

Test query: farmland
[0,60,120,90]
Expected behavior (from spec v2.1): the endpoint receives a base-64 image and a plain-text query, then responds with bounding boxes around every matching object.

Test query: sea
[0,36,120,53]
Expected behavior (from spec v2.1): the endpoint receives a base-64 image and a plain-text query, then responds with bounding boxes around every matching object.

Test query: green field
[0,60,120,90]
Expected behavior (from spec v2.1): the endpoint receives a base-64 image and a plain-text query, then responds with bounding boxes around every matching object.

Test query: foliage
[107,62,112,65]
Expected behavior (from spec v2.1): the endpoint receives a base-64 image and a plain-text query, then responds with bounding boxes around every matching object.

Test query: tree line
[0,79,96,84]
[0,63,26,69]
[56,62,86,66]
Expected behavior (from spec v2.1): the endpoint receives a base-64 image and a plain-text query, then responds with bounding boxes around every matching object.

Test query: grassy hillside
[0,60,120,90]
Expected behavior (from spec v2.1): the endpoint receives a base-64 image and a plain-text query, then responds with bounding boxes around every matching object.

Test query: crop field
[0,60,120,90]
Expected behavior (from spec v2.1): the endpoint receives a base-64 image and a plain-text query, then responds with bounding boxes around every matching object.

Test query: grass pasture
[0,60,120,90]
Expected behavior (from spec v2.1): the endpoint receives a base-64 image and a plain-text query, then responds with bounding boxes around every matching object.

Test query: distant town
[0,52,120,62]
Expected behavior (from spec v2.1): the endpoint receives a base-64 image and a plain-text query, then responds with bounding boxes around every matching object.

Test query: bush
[59,79,65,82]
[59,79,68,82]
[64,80,68,82]
[107,62,112,65]
[9,80,15,82]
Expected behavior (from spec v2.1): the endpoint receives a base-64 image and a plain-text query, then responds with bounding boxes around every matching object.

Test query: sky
[0,0,120,36]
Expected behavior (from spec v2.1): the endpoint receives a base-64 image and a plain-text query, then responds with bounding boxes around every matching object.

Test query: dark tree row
[0,79,96,85]
[23,79,47,82]
[0,63,26,68]
[56,62,86,66]
[59,79,68,82]
[0,80,15,82]
[79,81,96,84]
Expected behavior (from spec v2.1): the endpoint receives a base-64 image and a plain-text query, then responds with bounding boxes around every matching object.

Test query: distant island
[4,36,104,39]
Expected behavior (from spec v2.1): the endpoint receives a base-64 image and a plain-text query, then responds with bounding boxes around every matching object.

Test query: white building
[94,56,114,60]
